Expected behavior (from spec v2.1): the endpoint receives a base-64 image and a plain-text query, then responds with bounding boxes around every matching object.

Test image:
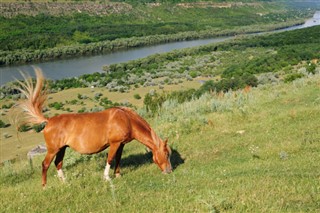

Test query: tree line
[0,3,312,65]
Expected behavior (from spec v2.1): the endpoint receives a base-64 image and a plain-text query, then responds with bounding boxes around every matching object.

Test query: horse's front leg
[104,143,122,181]
[114,144,125,178]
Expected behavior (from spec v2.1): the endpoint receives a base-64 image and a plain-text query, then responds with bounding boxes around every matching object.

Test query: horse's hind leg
[114,144,125,178]
[54,147,67,182]
[42,151,57,187]
[104,143,122,181]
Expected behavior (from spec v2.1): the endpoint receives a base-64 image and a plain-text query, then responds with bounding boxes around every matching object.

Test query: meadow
[0,73,319,212]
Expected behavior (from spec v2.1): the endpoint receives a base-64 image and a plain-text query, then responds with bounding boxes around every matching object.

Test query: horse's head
[152,139,172,174]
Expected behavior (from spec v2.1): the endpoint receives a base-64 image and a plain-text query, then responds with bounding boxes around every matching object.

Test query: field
[1,73,319,212]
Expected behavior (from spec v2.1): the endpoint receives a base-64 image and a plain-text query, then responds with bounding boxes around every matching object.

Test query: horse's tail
[11,67,49,127]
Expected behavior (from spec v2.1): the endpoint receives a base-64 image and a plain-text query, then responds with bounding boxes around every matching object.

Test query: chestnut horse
[12,68,172,187]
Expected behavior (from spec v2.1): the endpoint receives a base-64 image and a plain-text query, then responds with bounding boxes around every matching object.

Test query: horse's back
[43,108,133,154]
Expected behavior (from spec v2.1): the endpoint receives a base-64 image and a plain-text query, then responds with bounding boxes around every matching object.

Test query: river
[1,11,319,85]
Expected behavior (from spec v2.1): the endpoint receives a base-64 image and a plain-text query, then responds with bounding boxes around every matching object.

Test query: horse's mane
[118,107,161,147]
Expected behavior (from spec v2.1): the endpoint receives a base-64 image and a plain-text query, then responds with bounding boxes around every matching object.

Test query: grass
[1,74,319,212]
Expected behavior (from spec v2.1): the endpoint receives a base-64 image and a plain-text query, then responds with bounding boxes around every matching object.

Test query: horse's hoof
[115,173,121,178]
[104,176,111,181]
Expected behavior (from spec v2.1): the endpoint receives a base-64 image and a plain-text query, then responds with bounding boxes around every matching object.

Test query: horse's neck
[134,129,159,152]
[125,109,160,152]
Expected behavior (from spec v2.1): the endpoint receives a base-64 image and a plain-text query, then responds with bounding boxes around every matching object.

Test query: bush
[78,107,87,113]
[1,103,14,109]
[18,124,32,132]
[306,63,316,74]
[284,73,304,83]
[0,120,8,128]
[32,123,46,133]
[48,102,64,110]
[134,94,141,100]
[94,93,103,100]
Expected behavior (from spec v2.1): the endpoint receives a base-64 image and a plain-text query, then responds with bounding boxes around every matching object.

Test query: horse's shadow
[119,149,185,171]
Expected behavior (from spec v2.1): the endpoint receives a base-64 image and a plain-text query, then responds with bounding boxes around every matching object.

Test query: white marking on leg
[104,163,111,181]
[57,169,66,182]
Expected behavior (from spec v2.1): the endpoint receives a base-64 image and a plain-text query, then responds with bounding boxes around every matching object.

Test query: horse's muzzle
[162,167,172,174]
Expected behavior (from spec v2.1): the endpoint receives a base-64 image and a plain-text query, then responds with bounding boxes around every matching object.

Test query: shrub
[48,102,64,110]
[77,94,88,100]
[134,94,141,100]
[94,93,103,100]
[0,120,7,128]
[32,123,46,133]
[189,71,198,78]
[18,124,31,132]
[78,107,87,113]
[306,63,316,74]
[284,73,304,83]
[1,103,14,109]
[99,97,113,109]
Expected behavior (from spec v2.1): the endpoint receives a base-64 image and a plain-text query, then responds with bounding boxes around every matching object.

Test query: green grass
[1,74,319,212]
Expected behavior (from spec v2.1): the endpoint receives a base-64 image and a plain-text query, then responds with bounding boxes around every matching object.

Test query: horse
[12,68,172,187]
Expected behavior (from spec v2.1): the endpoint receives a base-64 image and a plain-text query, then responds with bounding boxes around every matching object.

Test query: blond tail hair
[10,67,49,127]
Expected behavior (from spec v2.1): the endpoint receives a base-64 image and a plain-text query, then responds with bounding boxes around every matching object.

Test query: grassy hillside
[0,73,319,212]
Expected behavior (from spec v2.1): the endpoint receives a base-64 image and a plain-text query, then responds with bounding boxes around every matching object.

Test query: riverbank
[0,1,315,66]
[0,20,308,67]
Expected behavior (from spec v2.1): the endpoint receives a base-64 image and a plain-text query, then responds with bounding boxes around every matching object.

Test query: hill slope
[1,74,319,212]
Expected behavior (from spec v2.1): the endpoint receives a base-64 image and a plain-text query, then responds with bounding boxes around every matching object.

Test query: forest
[0,0,316,65]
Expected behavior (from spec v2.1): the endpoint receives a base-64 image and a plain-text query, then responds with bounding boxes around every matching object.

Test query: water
[1,11,319,85]
[0,37,229,85]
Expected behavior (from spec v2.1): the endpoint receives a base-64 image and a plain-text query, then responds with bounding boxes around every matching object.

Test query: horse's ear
[161,139,168,150]
[164,138,172,154]
[164,138,168,145]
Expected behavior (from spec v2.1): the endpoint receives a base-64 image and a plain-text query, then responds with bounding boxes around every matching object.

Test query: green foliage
[0,119,8,128]
[98,97,128,109]
[18,124,31,132]
[199,74,258,93]
[48,102,64,110]
[78,107,87,113]
[32,123,46,133]
[133,94,141,100]
[306,63,317,74]
[77,94,87,100]
[94,93,103,100]
[143,73,258,115]
[0,3,313,65]
[72,30,93,44]
[221,26,320,78]
[1,103,14,109]
[143,92,166,114]
[284,73,304,83]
